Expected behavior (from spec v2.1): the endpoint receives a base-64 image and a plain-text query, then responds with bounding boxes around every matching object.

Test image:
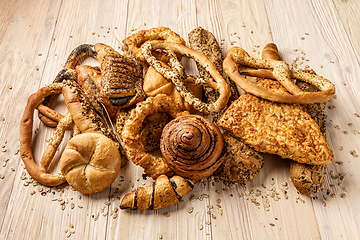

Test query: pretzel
[122,26,186,62]
[223,43,335,104]
[141,40,231,115]
[20,83,69,186]
[121,94,189,179]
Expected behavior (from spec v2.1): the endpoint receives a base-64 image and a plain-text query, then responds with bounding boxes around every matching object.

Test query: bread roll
[60,133,122,194]
[215,132,264,185]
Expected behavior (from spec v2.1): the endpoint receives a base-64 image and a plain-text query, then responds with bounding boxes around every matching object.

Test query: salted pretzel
[223,43,335,104]
[122,26,186,62]
[141,40,231,115]
[20,83,69,186]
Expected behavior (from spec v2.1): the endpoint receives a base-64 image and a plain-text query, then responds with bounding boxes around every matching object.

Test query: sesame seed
[188,207,194,213]
[350,150,358,158]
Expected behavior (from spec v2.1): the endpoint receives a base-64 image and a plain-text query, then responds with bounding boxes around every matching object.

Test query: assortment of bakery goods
[234,43,330,195]
[20,26,336,210]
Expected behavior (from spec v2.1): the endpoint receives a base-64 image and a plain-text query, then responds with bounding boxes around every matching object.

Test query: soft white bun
[60,133,122,194]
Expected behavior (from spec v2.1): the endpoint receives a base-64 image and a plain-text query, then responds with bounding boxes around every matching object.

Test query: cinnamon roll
[160,115,225,181]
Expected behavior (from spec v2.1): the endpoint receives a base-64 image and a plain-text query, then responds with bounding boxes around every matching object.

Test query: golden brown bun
[160,115,225,181]
[143,66,203,113]
[290,162,326,195]
[141,40,231,115]
[60,133,122,194]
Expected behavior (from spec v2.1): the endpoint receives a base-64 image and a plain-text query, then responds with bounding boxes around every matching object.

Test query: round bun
[216,132,264,186]
[290,162,326,196]
[160,115,225,181]
[60,133,122,194]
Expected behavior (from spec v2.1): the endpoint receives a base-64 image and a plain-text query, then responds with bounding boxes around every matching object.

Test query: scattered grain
[164,212,170,217]
[350,150,358,158]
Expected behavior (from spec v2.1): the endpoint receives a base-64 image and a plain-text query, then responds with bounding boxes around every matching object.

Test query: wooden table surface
[1,0,360,239]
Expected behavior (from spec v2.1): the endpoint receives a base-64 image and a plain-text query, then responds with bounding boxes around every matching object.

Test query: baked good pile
[20,26,335,210]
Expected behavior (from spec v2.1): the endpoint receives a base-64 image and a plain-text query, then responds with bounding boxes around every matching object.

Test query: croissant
[120,175,194,210]
[160,115,225,181]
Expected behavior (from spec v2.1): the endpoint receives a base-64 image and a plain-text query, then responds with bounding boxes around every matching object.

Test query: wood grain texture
[0,0,359,239]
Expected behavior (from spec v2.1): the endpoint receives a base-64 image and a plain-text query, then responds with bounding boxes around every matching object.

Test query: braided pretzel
[223,43,335,104]
[20,83,69,186]
[141,40,231,115]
